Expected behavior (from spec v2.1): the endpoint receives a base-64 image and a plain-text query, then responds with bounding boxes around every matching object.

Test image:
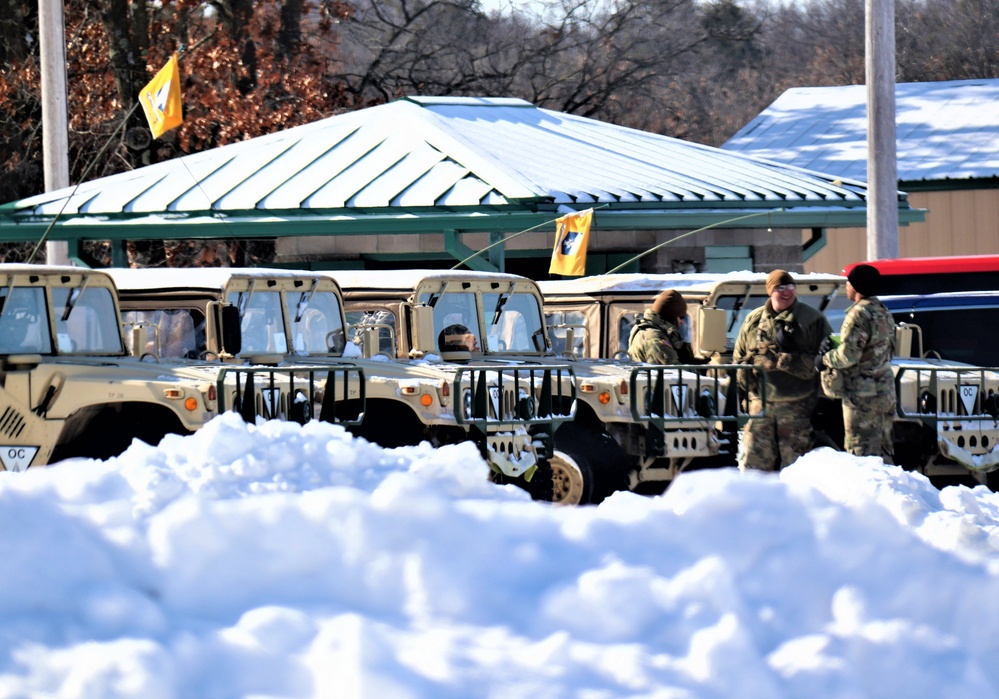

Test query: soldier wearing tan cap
[733,270,833,471]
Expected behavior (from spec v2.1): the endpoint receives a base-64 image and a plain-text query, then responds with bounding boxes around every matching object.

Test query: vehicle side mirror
[697,306,727,355]
[211,302,242,357]
[410,304,436,356]
[895,322,923,359]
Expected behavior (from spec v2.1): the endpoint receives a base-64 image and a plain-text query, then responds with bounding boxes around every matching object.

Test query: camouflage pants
[742,396,818,472]
[842,392,895,463]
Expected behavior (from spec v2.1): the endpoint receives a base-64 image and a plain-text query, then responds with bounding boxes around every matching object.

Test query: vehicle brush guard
[894,364,999,472]
[453,364,576,460]
[629,364,766,458]
[217,365,366,426]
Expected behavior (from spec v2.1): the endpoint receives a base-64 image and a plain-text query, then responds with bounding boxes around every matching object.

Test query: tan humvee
[331,269,758,505]
[540,272,999,484]
[0,265,224,470]
[108,268,571,500]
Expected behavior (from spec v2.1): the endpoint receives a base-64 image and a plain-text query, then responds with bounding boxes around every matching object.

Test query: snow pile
[3,413,999,697]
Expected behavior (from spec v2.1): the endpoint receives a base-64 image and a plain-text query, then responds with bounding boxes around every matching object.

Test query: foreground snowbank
[2,413,999,698]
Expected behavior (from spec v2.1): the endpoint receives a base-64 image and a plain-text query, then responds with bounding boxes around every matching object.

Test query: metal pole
[866,0,899,260]
[39,0,71,265]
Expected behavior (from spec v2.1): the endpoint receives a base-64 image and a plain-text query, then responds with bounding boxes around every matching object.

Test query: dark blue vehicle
[882,291,999,367]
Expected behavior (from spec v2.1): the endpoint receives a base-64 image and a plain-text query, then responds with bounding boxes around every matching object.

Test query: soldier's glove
[813,335,832,372]
[776,323,798,352]
[776,352,795,371]
[814,352,825,372]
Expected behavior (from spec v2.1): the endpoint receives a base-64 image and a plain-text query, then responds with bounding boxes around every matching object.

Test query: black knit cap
[652,289,687,321]
[848,264,880,296]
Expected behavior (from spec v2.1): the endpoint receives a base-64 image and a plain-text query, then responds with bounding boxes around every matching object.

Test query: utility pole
[866,0,899,260]
[39,0,71,265]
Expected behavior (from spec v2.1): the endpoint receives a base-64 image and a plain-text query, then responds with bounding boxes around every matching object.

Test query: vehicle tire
[348,401,425,448]
[524,460,555,502]
[552,422,631,505]
[547,449,592,505]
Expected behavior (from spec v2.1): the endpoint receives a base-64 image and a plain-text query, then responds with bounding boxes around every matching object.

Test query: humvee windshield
[417,290,545,354]
[285,291,346,355]
[0,285,122,355]
[226,289,287,354]
[121,308,206,359]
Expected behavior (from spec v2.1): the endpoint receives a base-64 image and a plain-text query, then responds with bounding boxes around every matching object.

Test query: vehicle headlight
[696,389,716,418]
[919,390,937,414]
[463,390,473,418]
[518,396,535,420]
[983,391,999,419]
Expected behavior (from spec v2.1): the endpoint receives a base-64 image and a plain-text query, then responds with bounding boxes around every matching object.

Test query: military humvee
[0,264,225,469]
[540,272,999,485]
[332,269,759,505]
[108,268,571,500]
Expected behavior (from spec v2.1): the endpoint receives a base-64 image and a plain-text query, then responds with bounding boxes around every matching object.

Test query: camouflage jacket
[822,297,895,397]
[734,299,833,402]
[627,309,688,364]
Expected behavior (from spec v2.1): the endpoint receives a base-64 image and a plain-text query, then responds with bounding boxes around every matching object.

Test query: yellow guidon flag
[139,54,183,139]
[549,208,593,277]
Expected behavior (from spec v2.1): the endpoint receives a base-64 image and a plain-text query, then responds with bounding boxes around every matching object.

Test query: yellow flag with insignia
[139,54,183,139]
[549,209,593,276]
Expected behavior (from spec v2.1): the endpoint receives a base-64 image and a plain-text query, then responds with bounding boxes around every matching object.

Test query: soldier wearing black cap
[817,263,896,461]
[733,269,833,471]
[627,289,696,364]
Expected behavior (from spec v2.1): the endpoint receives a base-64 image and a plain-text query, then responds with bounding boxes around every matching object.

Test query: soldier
[627,289,696,364]
[439,323,479,352]
[734,270,833,471]
[816,263,896,462]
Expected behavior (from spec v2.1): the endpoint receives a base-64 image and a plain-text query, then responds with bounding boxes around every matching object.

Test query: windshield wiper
[235,280,256,319]
[0,275,13,316]
[727,287,752,332]
[61,276,89,322]
[294,277,320,323]
[491,290,510,325]
[818,287,840,312]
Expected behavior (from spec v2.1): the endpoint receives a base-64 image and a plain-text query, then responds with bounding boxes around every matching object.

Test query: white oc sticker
[959,384,979,416]
[0,446,39,472]
[670,385,686,413]
[260,388,282,419]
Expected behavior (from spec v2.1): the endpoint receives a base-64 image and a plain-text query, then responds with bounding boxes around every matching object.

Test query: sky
[4,414,999,698]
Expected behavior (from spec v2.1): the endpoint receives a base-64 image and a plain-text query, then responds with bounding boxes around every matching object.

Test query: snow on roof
[9,96,868,219]
[326,268,537,293]
[539,271,846,296]
[722,79,999,183]
[106,267,334,293]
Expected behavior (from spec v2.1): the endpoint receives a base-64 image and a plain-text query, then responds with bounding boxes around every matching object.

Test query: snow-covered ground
[4,414,999,698]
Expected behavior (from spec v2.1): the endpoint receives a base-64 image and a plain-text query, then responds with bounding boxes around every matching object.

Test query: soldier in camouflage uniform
[627,289,695,364]
[817,264,896,462]
[734,270,833,471]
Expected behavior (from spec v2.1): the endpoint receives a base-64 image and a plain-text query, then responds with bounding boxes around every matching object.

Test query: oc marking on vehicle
[1,446,40,472]
[960,384,978,416]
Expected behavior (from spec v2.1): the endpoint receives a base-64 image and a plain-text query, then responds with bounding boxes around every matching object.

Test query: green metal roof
[0,96,923,244]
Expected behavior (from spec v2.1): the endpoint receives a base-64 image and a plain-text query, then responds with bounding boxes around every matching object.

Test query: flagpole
[26,40,209,264]
[39,0,70,265]
[603,209,783,275]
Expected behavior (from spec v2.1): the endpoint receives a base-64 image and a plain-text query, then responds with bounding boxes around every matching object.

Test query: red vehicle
[843,255,999,296]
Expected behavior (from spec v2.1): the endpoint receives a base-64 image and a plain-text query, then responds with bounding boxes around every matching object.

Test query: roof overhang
[0,203,924,243]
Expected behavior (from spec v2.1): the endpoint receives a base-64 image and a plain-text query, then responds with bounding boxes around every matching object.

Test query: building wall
[804,188,999,274]
[275,226,807,275]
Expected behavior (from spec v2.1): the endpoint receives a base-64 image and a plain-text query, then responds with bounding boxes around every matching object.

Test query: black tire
[552,422,631,505]
[348,401,426,448]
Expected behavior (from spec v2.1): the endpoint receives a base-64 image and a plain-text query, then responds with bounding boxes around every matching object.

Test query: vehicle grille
[0,406,27,439]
